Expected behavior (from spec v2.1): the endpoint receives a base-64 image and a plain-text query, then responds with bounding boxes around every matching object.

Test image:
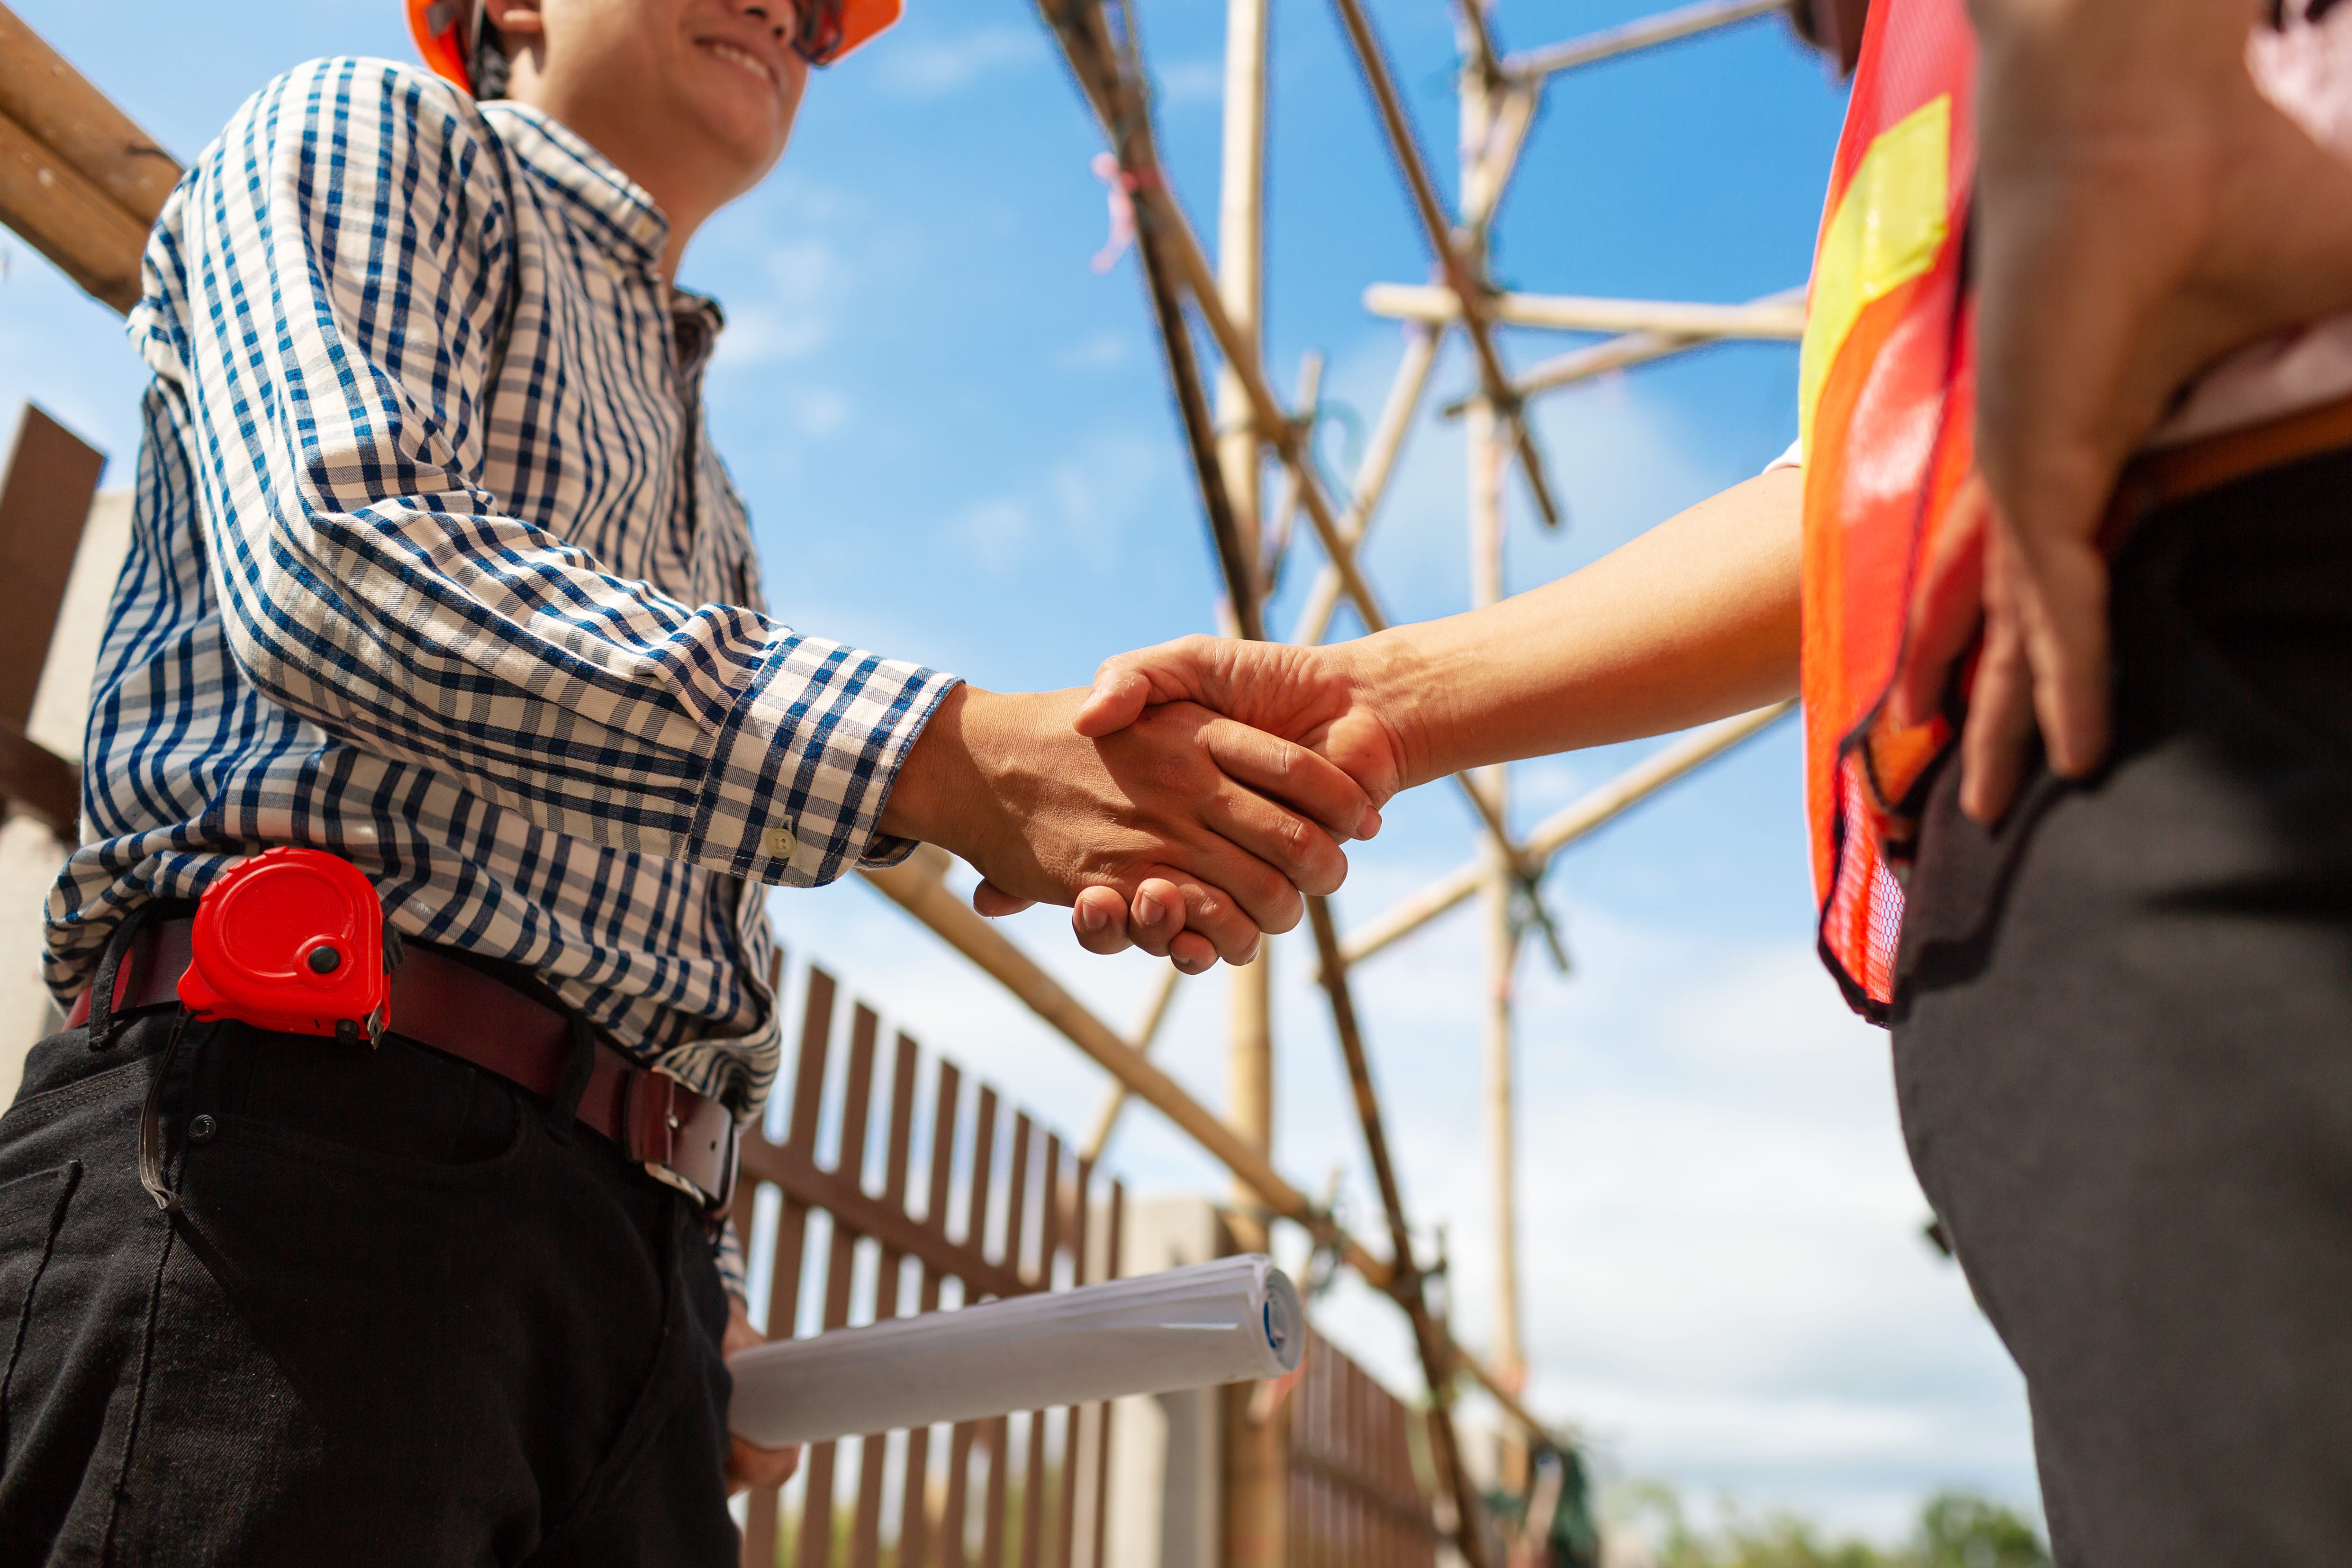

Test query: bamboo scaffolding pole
[1506,0,1793,81]
[1366,283,1808,340]
[1461,27,1529,1495]
[1215,0,1269,579]
[1327,701,1797,975]
[1134,178,1387,628]
[1461,82,1538,235]
[1306,895,1492,1568]
[1043,11,1565,969]
[1079,966,1183,1165]
[1041,0,1262,639]
[1139,179,1264,643]
[1454,0,1505,95]
[1326,0,1562,532]
[1215,5,1287,1553]
[1044,3,1558,1490]
[1445,286,1809,417]
[1216,0,1275,1249]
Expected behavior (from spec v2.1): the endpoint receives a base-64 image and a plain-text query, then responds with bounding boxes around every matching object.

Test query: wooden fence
[1285,1328,1442,1568]
[733,966,1124,1568]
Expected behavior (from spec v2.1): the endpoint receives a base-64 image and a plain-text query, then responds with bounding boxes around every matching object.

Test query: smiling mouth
[698,37,779,92]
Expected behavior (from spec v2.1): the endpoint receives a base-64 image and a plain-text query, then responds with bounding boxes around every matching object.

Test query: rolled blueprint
[728,1254,1304,1448]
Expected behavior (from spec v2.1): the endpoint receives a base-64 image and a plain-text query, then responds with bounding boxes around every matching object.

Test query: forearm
[1349,467,1802,788]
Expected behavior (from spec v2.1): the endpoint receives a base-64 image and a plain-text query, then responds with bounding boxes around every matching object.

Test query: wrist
[1333,632,1443,792]
[878,683,993,857]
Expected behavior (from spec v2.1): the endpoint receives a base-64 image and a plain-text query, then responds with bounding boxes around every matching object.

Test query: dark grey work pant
[1893,450,2352,1567]
[0,1003,738,1566]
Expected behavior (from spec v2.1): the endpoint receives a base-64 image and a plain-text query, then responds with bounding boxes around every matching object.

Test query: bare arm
[1077,465,1802,799]
[1069,466,1802,957]
[1351,466,1800,789]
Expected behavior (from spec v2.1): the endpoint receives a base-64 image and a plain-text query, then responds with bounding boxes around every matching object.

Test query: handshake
[878,633,1416,976]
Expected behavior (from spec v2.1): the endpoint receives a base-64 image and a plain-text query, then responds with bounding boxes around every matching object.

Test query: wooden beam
[0,6,176,219]
[0,403,100,835]
[0,4,176,314]
[1366,282,1807,340]
[0,406,102,729]
[0,713,74,834]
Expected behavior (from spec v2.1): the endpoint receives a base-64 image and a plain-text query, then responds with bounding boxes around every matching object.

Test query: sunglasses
[788,0,849,66]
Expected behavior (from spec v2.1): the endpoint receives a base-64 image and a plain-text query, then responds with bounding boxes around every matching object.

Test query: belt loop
[543,1012,598,1143]
[87,903,159,1053]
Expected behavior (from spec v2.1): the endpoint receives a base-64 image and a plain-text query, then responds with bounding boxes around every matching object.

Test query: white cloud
[936,428,1170,577]
[878,26,1046,99]
[713,238,848,368]
[1153,58,1224,104]
[786,386,851,438]
[1054,331,1131,372]
[948,497,1034,577]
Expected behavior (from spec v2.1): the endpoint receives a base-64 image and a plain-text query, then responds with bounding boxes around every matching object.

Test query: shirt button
[188,1114,217,1143]
[764,826,798,861]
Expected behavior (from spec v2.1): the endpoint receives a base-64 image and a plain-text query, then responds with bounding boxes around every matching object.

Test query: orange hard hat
[407,0,902,94]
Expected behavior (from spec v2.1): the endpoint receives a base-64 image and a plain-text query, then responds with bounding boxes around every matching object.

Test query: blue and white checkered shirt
[47,57,959,1124]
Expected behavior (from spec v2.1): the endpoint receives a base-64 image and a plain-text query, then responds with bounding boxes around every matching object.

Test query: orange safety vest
[1797,0,1978,1019]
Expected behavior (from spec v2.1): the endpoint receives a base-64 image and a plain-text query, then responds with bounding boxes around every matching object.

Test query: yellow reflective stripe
[1797,94,1953,455]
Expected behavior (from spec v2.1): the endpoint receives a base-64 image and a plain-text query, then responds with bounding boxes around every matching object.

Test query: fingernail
[1077,899,1108,932]
[1134,890,1163,925]
[1357,807,1383,840]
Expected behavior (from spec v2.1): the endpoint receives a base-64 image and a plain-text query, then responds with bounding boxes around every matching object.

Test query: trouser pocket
[0,1162,80,1448]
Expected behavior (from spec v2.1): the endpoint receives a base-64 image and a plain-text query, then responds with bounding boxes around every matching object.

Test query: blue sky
[0,0,2037,1541]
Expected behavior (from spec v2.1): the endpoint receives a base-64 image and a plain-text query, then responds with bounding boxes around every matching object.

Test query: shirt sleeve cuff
[1764,436,1804,475]
[692,632,961,887]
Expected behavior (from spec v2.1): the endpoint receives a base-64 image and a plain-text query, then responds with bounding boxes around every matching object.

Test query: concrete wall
[1104,1195,1232,1568]
[0,488,131,1102]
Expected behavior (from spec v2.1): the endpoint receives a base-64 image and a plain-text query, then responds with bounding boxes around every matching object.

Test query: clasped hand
[879,681,1388,974]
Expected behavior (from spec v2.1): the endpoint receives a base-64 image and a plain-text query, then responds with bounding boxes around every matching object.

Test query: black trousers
[0,1001,738,1566]
[1894,449,2352,1567]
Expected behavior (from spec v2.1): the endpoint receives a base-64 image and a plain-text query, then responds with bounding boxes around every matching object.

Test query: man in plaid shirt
[0,1,1375,1561]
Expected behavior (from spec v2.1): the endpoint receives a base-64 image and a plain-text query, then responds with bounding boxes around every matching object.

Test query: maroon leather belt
[69,919,738,1214]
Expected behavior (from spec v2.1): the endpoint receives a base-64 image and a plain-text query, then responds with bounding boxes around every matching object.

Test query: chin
[676,102,792,190]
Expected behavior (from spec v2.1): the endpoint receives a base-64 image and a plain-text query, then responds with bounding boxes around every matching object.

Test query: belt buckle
[628,1071,739,1219]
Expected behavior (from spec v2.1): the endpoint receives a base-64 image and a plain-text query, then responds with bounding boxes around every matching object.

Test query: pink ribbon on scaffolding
[1089,151,1159,273]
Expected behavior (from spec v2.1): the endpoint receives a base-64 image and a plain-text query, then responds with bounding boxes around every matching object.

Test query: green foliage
[1912,1492,2051,1568]
[1611,1483,2051,1568]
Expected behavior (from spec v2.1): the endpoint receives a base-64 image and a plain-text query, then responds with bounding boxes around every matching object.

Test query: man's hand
[879,684,1378,973]
[723,1299,799,1495]
[1067,637,1410,960]
[1074,636,1411,807]
[1958,0,2352,820]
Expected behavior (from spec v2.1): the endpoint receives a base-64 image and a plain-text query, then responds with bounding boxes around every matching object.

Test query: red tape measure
[178,848,394,1044]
